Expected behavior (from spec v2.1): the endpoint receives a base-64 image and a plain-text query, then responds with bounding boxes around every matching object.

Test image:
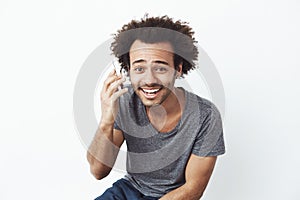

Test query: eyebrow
[131,59,170,66]
[131,59,145,65]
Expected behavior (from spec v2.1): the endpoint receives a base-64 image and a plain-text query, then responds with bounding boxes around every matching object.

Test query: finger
[111,87,128,102]
[102,73,121,93]
[110,68,122,78]
[101,76,124,100]
[108,68,115,76]
[106,77,126,97]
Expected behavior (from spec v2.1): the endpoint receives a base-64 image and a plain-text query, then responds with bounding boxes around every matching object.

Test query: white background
[0,0,299,199]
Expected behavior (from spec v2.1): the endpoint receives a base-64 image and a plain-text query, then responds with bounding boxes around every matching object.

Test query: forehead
[129,40,174,61]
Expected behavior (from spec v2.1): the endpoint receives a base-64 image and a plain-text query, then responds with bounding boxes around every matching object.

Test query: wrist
[98,121,114,132]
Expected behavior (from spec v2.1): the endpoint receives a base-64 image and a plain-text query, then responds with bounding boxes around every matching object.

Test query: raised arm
[87,69,128,180]
[160,155,217,200]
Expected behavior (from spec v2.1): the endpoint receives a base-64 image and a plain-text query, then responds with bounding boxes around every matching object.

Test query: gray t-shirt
[114,87,225,198]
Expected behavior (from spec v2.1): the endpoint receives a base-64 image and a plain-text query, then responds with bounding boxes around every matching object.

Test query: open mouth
[141,88,161,94]
[140,87,162,98]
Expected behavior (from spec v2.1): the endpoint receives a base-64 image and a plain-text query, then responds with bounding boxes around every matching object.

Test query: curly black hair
[110,15,198,76]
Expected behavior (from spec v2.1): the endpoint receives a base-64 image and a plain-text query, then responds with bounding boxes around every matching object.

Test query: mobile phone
[112,60,130,89]
[121,68,131,88]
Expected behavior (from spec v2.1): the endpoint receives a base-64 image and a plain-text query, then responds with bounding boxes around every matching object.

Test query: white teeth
[142,88,160,93]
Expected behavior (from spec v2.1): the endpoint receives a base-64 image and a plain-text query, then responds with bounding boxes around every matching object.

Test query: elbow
[198,192,204,199]
[185,183,205,200]
[91,168,108,180]
[86,152,112,180]
[191,191,204,200]
[90,164,111,180]
[190,190,204,200]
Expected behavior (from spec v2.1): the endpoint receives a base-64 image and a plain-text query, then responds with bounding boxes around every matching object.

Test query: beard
[132,81,175,107]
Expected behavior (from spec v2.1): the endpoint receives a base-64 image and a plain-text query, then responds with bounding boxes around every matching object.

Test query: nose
[143,69,158,85]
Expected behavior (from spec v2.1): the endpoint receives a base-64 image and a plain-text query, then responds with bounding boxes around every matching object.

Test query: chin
[134,87,170,107]
[140,98,161,107]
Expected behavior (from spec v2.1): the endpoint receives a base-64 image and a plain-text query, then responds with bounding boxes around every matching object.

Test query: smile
[140,87,162,99]
[142,88,160,94]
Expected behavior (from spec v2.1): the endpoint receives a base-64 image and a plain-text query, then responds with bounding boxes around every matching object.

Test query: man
[87,15,225,200]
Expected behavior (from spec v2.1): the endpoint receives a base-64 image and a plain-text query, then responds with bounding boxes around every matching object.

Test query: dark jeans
[95,178,158,200]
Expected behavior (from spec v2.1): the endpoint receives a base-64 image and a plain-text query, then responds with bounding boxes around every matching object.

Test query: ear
[176,63,183,78]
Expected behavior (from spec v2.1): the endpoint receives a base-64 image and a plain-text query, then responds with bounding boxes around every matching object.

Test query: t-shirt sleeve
[192,103,226,157]
[113,98,123,131]
[114,121,121,130]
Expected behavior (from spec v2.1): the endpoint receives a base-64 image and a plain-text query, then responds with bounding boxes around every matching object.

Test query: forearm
[159,183,203,200]
[87,69,127,179]
[87,123,118,179]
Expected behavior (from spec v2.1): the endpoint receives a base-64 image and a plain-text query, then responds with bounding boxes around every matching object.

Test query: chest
[148,113,182,133]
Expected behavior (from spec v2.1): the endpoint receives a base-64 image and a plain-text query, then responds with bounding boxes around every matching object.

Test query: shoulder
[184,88,221,118]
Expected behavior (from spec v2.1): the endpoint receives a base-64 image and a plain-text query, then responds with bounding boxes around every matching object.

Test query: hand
[100,69,128,126]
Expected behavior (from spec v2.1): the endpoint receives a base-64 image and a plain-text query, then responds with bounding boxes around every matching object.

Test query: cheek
[129,72,176,86]
[128,74,139,83]
[158,74,176,83]
[129,75,143,88]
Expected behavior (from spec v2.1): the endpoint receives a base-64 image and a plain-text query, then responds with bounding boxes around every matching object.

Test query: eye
[154,66,168,73]
[133,66,145,73]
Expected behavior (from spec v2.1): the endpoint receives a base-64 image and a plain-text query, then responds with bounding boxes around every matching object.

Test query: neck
[145,87,185,133]
[146,88,184,118]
